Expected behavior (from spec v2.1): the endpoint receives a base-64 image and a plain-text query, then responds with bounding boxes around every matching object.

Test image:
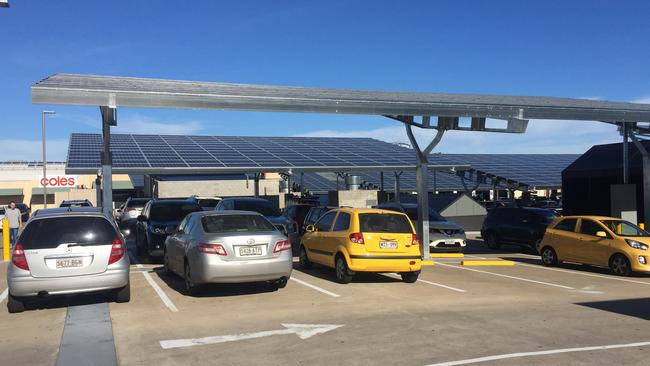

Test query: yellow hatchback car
[299,208,422,283]
[538,215,650,276]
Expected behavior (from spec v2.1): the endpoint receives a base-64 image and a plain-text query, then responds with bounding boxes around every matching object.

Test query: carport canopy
[32,73,650,260]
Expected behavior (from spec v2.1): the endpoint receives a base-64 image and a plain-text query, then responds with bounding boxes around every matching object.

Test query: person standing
[5,201,23,247]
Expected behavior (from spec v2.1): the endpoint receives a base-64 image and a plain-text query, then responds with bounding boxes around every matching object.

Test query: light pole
[42,110,55,208]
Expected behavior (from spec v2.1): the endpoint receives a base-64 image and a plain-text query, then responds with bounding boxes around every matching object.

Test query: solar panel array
[68,133,579,190]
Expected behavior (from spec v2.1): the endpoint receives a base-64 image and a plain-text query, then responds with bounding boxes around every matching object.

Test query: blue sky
[1,0,649,161]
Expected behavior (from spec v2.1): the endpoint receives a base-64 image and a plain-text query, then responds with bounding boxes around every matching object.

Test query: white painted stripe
[385,273,466,293]
[0,288,7,303]
[289,277,340,298]
[425,340,650,366]
[516,261,650,286]
[436,262,574,290]
[142,271,179,312]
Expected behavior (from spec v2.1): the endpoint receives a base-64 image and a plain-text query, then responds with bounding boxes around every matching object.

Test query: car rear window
[197,199,220,209]
[126,199,149,208]
[19,216,118,249]
[202,214,276,233]
[234,201,281,216]
[359,213,413,234]
[151,203,200,222]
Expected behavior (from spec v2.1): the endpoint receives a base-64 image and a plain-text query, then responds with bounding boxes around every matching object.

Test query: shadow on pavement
[151,266,278,298]
[501,256,650,278]
[463,239,537,256]
[575,298,650,320]
[292,263,403,284]
[20,293,113,312]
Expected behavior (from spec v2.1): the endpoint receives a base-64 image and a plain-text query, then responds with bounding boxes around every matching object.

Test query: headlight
[152,227,166,235]
[626,239,648,251]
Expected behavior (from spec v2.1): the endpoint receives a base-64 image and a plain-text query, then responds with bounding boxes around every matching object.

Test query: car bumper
[429,233,467,252]
[190,252,293,284]
[348,256,422,273]
[7,268,129,297]
[631,255,650,273]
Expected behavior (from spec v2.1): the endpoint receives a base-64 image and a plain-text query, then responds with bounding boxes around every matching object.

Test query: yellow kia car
[299,208,422,283]
[538,215,650,276]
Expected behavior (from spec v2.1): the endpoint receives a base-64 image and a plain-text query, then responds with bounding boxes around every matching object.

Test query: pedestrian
[5,201,23,248]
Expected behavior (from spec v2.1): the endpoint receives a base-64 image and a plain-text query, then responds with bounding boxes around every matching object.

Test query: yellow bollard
[2,218,9,262]
[640,223,645,230]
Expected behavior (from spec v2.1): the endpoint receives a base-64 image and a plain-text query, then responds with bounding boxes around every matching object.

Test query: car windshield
[61,202,90,207]
[600,220,649,237]
[359,213,413,234]
[536,210,558,223]
[126,199,149,208]
[234,201,281,216]
[19,216,117,249]
[404,207,446,222]
[202,214,276,233]
[197,199,220,209]
[151,203,200,222]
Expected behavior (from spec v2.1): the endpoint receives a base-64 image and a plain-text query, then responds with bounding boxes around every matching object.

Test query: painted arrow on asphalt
[159,323,344,349]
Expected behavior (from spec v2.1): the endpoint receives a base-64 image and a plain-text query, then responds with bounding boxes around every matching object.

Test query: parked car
[6,207,130,313]
[282,204,314,235]
[482,201,507,210]
[117,197,151,236]
[215,197,299,250]
[533,200,563,215]
[135,198,202,259]
[59,199,93,208]
[302,206,334,233]
[375,202,466,253]
[481,207,557,253]
[539,216,650,276]
[193,196,222,211]
[299,208,422,284]
[164,211,293,295]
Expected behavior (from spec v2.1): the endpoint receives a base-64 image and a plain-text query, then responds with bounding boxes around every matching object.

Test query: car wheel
[7,294,25,314]
[335,255,354,284]
[271,277,288,290]
[541,246,558,267]
[401,271,420,283]
[184,261,199,296]
[163,250,171,275]
[529,239,542,255]
[114,282,131,303]
[610,254,632,276]
[299,246,312,269]
[486,233,500,250]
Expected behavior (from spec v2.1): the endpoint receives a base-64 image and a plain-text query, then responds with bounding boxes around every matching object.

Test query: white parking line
[385,273,466,293]
[0,288,7,303]
[289,277,340,298]
[515,261,650,286]
[129,250,178,312]
[425,340,650,366]
[436,262,574,290]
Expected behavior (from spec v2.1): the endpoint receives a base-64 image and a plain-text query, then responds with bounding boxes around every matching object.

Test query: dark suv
[481,207,557,253]
[135,198,202,259]
[282,204,314,235]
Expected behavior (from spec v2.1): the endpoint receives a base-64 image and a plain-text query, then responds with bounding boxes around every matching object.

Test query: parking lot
[1,235,648,366]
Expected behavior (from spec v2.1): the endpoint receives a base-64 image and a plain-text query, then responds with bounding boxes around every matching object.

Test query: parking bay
[1,240,650,365]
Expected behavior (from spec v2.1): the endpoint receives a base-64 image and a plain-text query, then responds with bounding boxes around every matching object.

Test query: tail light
[108,237,125,265]
[273,239,291,253]
[198,243,227,256]
[412,234,420,246]
[12,244,29,270]
[349,232,365,244]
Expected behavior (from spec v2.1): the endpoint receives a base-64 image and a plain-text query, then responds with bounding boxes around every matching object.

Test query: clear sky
[1,1,649,161]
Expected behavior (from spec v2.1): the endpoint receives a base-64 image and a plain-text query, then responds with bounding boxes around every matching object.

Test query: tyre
[299,246,312,269]
[401,271,420,283]
[335,255,354,284]
[529,239,542,255]
[540,246,558,267]
[7,294,25,314]
[610,254,632,276]
[114,282,131,303]
[184,261,199,296]
[271,277,288,290]
[486,233,500,250]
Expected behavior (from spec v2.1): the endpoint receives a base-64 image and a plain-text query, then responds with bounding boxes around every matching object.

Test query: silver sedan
[163,210,293,295]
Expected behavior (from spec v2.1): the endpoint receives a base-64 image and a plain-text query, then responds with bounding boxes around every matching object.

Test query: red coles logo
[40,176,77,187]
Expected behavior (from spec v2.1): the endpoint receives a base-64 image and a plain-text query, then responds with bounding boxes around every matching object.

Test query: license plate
[56,258,84,269]
[380,241,398,249]
[444,240,456,245]
[239,246,263,256]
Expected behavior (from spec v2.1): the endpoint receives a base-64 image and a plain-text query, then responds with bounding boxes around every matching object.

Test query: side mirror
[305,225,315,233]
[596,231,607,238]
[137,215,147,222]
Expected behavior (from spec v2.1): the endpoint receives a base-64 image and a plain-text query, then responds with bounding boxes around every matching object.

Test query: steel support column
[100,106,116,215]
[623,122,630,184]
[405,123,445,261]
[254,173,260,197]
[394,171,402,202]
[631,134,650,227]
[380,171,384,191]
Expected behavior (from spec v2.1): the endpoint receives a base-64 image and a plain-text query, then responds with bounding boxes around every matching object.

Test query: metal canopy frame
[32,73,650,260]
